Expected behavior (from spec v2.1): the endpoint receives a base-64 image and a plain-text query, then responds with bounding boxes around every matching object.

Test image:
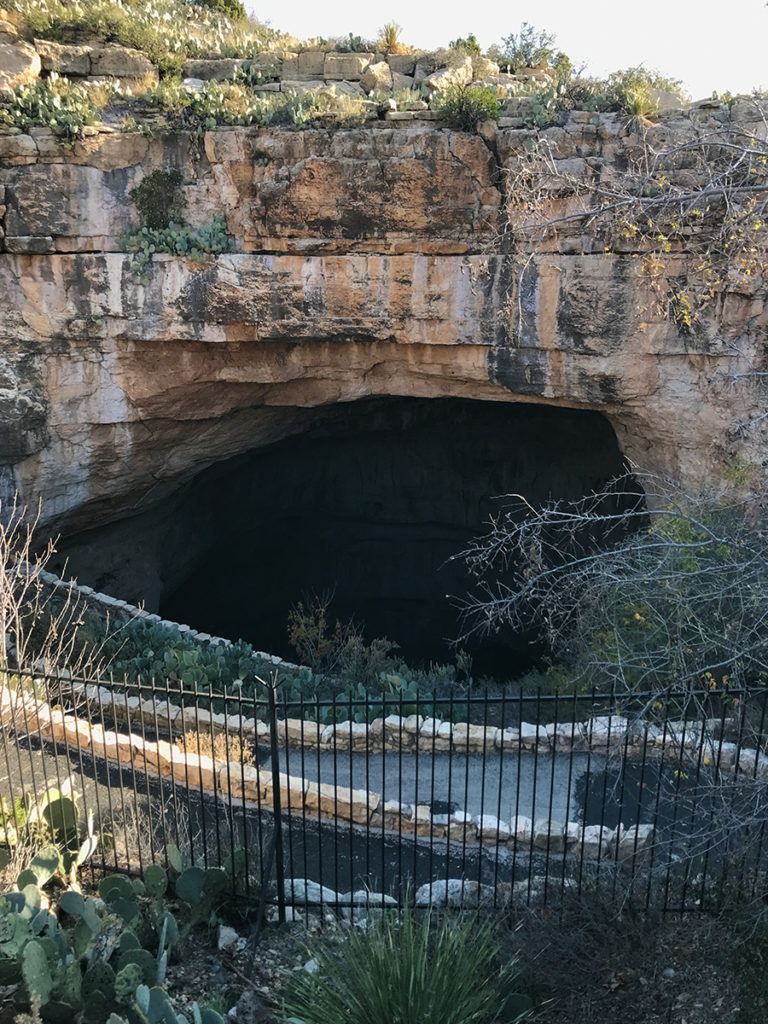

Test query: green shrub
[0,861,228,1023]
[490,22,569,76]
[129,169,185,231]
[449,34,482,55]
[435,83,500,130]
[283,905,530,1024]
[197,0,246,22]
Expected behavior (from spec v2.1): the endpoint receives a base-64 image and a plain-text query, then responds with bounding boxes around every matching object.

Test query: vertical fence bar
[412,692,421,905]
[281,692,298,920]
[267,681,285,924]
[397,692,405,905]
[679,703,708,913]
[610,702,631,906]
[748,688,768,899]
[543,693,559,908]
[492,691,505,904]
[301,692,313,917]
[511,687,523,897]
[347,691,354,916]
[444,691,454,904]
[315,692,324,916]
[220,691,234,897]
[107,675,132,877]
[560,691,578,907]
[380,693,388,913]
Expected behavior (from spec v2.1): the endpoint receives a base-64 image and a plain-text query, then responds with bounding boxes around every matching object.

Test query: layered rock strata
[0,109,766,542]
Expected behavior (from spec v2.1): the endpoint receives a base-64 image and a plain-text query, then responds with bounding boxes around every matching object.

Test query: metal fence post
[267,679,286,923]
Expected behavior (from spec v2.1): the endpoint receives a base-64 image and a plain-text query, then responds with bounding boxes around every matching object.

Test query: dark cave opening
[52,398,644,677]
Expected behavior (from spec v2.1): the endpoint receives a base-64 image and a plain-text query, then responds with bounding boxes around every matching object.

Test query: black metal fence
[2,669,768,920]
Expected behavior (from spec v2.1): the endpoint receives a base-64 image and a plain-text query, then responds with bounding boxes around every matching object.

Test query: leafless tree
[506,98,768,335]
[456,474,768,705]
[0,496,112,678]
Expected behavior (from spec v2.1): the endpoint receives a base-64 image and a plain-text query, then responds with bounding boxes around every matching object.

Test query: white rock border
[0,680,659,863]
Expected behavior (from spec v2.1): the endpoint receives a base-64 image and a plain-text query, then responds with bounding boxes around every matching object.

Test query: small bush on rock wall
[435,83,500,130]
[118,217,231,281]
[129,169,184,230]
[120,80,367,135]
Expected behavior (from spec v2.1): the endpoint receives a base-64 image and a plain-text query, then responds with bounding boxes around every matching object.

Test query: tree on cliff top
[507,99,768,339]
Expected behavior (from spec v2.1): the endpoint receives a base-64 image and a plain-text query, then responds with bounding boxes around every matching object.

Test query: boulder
[181,58,241,81]
[649,87,684,114]
[217,924,239,950]
[422,57,473,97]
[415,879,493,907]
[323,52,372,81]
[388,53,416,76]
[391,71,414,93]
[283,878,340,905]
[181,77,205,94]
[360,60,393,94]
[0,39,41,93]
[296,50,324,78]
[0,13,18,41]
[89,45,154,79]
[244,52,282,78]
[472,56,500,79]
[329,80,364,97]
[34,39,91,76]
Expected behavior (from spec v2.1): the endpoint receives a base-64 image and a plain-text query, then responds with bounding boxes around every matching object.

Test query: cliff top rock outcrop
[0,0,766,546]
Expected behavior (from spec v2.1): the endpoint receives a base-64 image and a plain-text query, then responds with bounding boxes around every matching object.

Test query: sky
[251,0,767,102]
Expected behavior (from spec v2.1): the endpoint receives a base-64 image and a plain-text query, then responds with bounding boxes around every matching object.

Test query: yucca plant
[282,904,531,1024]
[379,21,408,54]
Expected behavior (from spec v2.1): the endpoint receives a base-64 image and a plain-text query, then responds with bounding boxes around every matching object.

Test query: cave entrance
[54,398,642,676]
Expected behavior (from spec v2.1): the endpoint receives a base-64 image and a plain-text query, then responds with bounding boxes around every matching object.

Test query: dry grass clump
[179,728,255,766]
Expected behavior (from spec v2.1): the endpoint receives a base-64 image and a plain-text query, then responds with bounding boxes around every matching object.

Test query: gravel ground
[161,898,763,1024]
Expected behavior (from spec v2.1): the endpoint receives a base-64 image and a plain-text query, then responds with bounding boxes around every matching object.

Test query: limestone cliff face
[0,114,766,535]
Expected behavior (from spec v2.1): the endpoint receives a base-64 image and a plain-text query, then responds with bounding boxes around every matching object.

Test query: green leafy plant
[449,34,482,55]
[378,21,407,55]
[129,171,185,232]
[333,33,373,53]
[196,0,246,22]
[287,592,398,690]
[434,84,500,130]
[0,76,105,143]
[0,862,228,1023]
[607,66,686,111]
[118,218,231,281]
[283,905,530,1024]
[491,22,567,75]
[0,778,103,881]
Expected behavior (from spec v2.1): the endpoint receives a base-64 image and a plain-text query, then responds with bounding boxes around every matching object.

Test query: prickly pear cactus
[143,865,168,900]
[21,938,53,1006]
[114,961,143,1003]
[82,960,116,1001]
